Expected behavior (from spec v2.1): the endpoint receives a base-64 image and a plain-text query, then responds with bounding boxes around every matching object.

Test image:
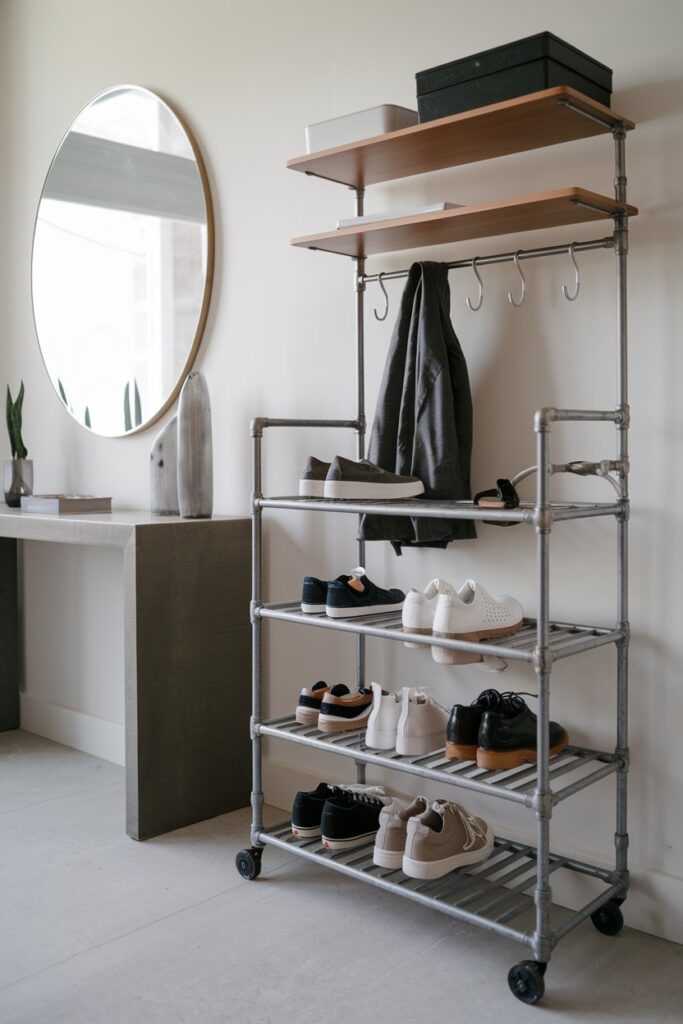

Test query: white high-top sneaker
[432,580,524,665]
[365,681,402,750]
[395,687,449,756]
[402,578,455,649]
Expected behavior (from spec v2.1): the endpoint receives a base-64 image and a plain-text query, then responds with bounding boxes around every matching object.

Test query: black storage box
[416,33,612,122]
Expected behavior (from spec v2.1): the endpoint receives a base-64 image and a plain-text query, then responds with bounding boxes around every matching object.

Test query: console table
[0,507,251,840]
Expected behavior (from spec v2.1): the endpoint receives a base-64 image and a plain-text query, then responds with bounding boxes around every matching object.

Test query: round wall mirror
[32,86,214,437]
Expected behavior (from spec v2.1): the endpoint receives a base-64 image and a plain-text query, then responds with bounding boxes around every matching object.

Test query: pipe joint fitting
[250,600,262,623]
[533,646,553,675]
[534,407,556,432]
[250,417,268,437]
[534,507,554,533]
[531,789,554,817]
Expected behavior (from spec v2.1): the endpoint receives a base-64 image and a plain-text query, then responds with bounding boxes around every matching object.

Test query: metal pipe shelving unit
[237,88,634,1006]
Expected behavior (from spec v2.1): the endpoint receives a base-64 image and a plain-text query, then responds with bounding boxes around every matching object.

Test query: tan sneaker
[372,796,429,869]
[402,799,494,879]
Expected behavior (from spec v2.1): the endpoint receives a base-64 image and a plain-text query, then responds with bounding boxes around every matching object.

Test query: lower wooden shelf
[291,187,638,258]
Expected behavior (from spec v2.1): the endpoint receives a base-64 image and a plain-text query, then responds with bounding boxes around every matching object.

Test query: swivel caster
[235,847,262,880]
[508,960,546,1005]
[591,899,624,936]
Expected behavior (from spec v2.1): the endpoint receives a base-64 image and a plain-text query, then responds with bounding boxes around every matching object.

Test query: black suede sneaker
[320,789,391,850]
[318,683,373,733]
[325,567,405,619]
[445,688,503,761]
[477,694,569,770]
[291,783,384,839]
[301,573,350,614]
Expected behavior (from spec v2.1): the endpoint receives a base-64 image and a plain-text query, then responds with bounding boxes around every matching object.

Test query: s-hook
[562,242,581,302]
[507,251,527,308]
[466,256,484,312]
[373,272,389,322]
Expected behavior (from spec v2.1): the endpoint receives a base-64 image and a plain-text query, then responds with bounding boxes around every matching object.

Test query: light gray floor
[1,730,681,1023]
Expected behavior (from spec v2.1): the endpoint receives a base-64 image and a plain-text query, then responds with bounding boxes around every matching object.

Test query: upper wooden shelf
[287,87,634,188]
[290,188,638,258]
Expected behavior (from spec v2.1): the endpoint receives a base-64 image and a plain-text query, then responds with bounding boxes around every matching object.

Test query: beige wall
[2,0,683,942]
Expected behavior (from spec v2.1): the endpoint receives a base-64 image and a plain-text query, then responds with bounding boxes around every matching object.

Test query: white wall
[2,0,682,943]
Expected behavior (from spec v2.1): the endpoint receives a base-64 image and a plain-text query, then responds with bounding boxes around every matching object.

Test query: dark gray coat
[361,261,476,552]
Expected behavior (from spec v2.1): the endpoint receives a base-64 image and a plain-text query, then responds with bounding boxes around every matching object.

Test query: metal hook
[507,251,526,308]
[373,272,389,322]
[466,256,484,311]
[562,242,580,301]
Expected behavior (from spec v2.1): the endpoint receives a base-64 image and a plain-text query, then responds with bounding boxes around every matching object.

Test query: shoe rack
[237,86,635,1005]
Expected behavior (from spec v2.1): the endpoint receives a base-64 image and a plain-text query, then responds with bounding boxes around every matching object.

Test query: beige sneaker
[372,796,429,869]
[402,799,494,880]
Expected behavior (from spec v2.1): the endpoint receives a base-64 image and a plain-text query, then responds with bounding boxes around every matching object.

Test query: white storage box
[305,104,418,154]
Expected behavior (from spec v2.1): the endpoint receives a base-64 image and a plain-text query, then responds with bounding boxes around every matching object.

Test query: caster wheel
[236,847,262,880]
[591,899,624,936]
[508,961,546,1005]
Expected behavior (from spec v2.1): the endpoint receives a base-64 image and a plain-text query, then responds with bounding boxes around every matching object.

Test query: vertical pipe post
[250,421,265,846]
[354,186,367,785]
[533,411,553,962]
[614,126,630,888]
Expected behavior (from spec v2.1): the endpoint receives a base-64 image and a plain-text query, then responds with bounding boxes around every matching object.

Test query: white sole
[373,847,404,869]
[301,603,326,614]
[326,601,404,619]
[291,824,321,839]
[299,480,325,497]
[321,830,378,850]
[323,480,425,500]
[365,727,398,750]
[402,826,494,880]
[395,731,445,757]
[295,708,320,726]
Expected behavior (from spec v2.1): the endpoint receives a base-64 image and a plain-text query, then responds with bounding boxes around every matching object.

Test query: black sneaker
[477,694,569,770]
[318,683,373,733]
[291,783,384,839]
[295,680,330,725]
[321,789,391,850]
[445,688,503,761]
[301,573,350,614]
[325,567,405,619]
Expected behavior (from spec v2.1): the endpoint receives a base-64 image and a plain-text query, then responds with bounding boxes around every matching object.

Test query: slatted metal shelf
[259,821,624,947]
[257,716,622,808]
[256,495,622,524]
[256,602,623,663]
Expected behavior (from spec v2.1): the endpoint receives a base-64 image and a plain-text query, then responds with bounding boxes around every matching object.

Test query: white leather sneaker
[365,681,402,750]
[402,578,455,649]
[395,687,449,756]
[432,580,524,665]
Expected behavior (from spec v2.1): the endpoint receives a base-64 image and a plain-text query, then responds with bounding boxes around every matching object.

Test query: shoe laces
[409,687,449,716]
[474,688,502,709]
[433,800,487,851]
[498,691,535,714]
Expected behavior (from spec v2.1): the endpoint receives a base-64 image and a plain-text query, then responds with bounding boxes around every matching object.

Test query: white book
[20,494,112,515]
[337,202,461,229]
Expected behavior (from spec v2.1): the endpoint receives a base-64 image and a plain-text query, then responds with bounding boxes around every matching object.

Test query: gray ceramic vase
[3,458,33,508]
[149,415,179,515]
[177,371,213,519]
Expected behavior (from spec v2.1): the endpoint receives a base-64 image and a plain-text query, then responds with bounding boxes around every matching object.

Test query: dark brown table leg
[0,537,19,732]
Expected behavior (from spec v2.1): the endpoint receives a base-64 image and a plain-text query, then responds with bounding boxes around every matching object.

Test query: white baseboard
[263,755,683,946]
[20,694,125,766]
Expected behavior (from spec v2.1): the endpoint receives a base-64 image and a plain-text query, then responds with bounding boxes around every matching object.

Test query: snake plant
[6,382,28,459]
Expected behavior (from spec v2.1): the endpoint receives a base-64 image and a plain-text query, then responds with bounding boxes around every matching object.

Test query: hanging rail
[360,235,614,285]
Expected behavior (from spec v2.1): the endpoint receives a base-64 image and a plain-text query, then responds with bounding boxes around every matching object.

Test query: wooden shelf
[291,187,637,258]
[287,87,634,188]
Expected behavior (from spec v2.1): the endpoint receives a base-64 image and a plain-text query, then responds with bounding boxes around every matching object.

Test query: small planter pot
[3,458,33,508]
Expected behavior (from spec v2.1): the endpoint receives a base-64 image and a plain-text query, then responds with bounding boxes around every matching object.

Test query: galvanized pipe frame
[248,118,631,962]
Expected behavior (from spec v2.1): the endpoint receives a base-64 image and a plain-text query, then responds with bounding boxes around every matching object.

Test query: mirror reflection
[32,86,213,436]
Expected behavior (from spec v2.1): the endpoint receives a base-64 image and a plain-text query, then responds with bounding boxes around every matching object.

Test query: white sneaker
[365,681,402,750]
[396,687,449,756]
[373,795,429,869]
[401,578,455,649]
[432,580,524,665]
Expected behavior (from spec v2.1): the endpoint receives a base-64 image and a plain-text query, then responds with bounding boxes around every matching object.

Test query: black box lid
[416,32,613,96]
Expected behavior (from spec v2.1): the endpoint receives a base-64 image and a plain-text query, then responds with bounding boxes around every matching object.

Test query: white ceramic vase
[177,371,213,519]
